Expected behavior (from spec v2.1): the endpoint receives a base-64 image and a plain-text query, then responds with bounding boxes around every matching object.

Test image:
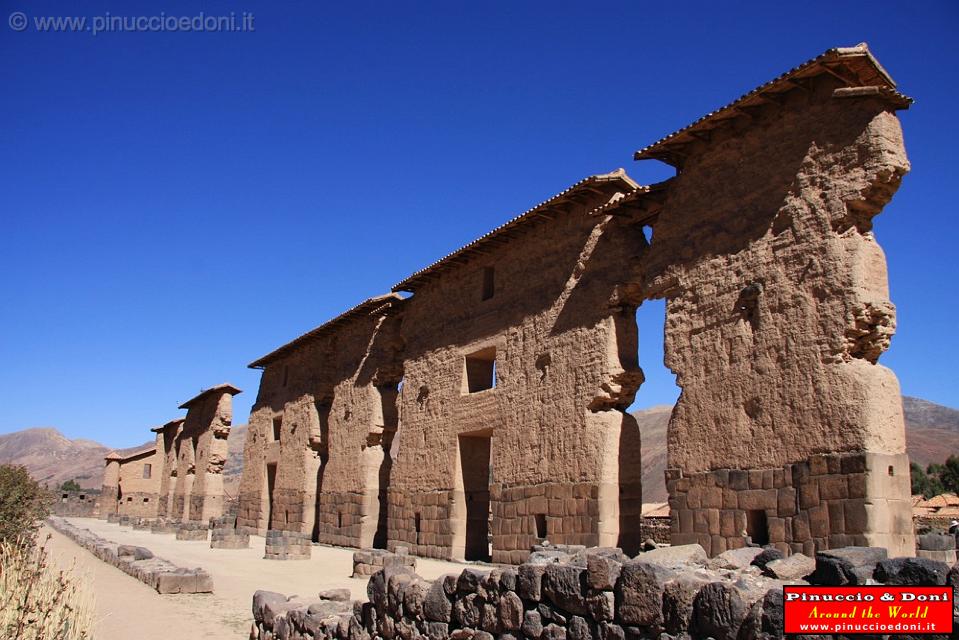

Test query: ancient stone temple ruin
[233,44,915,562]
[98,383,241,524]
[99,443,162,519]
[237,295,404,550]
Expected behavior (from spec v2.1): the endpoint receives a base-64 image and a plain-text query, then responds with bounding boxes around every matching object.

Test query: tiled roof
[105,444,156,462]
[150,417,185,433]
[391,169,640,292]
[179,383,242,409]
[634,43,913,166]
[248,294,404,369]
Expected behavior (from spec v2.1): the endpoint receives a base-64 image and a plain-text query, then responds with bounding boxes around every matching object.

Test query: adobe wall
[115,447,162,519]
[237,302,403,549]
[388,184,646,563]
[637,73,913,556]
[154,419,182,519]
[53,489,100,517]
[98,458,120,518]
[173,386,238,522]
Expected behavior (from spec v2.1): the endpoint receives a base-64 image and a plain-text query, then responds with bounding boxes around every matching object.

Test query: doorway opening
[312,453,328,542]
[266,463,277,530]
[746,509,769,546]
[457,431,492,562]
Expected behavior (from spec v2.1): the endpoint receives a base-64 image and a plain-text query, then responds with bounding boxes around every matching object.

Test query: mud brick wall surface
[234,47,916,562]
[389,179,645,561]
[643,73,914,557]
[238,301,402,550]
[52,490,99,517]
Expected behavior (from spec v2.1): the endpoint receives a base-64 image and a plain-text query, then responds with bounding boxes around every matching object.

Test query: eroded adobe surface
[99,384,240,525]
[237,295,404,552]
[234,44,914,562]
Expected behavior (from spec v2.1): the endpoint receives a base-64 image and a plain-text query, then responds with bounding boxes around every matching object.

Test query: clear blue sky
[1,1,956,448]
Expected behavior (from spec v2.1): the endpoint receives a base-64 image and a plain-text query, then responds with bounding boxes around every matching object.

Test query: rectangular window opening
[143,498,149,503]
[746,509,769,546]
[534,513,547,539]
[414,513,421,545]
[464,347,497,393]
[481,266,495,300]
[79,495,85,501]
[143,463,152,479]
[272,416,283,442]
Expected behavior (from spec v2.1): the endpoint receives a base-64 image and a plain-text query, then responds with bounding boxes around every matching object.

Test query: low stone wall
[210,515,252,549]
[264,529,312,560]
[52,490,99,517]
[176,521,210,541]
[667,451,911,557]
[639,517,670,546]
[917,533,958,564]
[150,518,179,534]
[352,548,416,577]
[253,542,959,640]
[47,517,214,594]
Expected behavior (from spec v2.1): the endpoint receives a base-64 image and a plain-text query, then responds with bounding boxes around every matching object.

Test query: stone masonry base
[352,547,416,577]
[264,529,312,560]
[667,451,914,557]
[47,517,213,594]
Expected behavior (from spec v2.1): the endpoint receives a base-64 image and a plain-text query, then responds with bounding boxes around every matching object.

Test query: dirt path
[44,518,471,640]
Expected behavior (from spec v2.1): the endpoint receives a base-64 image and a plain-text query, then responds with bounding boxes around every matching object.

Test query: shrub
[0,465,53,544]
[0,534,95,639]
[59,480,81,493]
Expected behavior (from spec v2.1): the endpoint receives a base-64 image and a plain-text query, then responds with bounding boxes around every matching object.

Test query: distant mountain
[633,396,959,504]
[901,396,959,468]
[0,425,246,492]
[0,427,119,489]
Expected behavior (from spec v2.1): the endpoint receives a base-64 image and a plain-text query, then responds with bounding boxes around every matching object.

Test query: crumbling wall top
[634,43,912,167]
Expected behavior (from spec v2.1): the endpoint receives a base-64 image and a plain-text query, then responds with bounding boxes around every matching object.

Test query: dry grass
[0,534,95,640]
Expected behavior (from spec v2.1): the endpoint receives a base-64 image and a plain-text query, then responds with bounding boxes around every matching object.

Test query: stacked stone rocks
[211,514,253,549]
[176,521,210,541]
[353,548,417,577]
[253,542,959,640]
[264,530,312,560]
[150,517,179,534]
[916,533,958,564]
[47,517,214,594]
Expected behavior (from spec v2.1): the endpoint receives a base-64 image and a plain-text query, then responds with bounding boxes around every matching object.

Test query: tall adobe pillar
[635,45,914,557]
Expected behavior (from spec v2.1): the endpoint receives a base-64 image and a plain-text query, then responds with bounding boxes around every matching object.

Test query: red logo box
[783,585,954,635]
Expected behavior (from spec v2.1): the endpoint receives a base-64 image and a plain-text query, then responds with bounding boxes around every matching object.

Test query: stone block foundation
[264,529,312,560]
[175,522,210,541]
[47,517,213,594]
[667,451,914,557]
[352,548,416,577]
